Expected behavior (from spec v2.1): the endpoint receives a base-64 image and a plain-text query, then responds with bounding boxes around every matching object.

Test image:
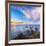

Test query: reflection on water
[9,24,40,40]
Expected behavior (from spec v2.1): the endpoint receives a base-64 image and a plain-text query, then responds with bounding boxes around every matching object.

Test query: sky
[9,5,41,24]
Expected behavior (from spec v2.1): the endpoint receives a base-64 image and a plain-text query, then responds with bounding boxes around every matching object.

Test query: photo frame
[5,0,44,46]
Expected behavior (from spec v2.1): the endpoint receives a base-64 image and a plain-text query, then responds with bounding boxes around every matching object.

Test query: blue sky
[10,5,40,24]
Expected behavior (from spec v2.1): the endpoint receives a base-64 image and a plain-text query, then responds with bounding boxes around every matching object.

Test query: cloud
[20,7,40,22]
[31,8,40,22]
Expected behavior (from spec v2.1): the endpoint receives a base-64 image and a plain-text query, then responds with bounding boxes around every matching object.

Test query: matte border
[5,1,44,46]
